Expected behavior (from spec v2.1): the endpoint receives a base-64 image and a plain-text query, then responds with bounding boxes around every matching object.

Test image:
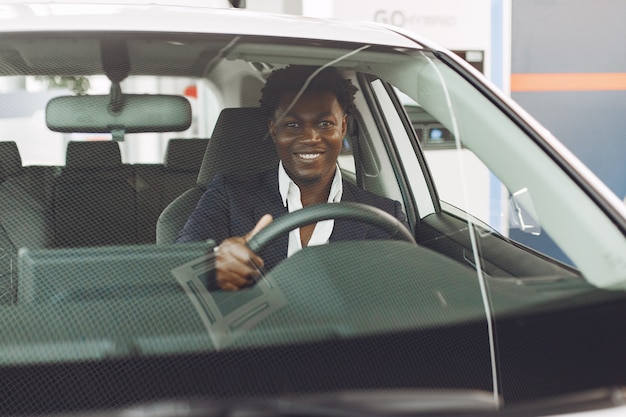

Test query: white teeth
[298,153,320,159]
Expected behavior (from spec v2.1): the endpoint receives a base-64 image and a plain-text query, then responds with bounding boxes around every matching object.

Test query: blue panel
[512,0,626,73]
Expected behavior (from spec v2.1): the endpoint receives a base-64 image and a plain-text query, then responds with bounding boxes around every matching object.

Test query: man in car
[176,65,408,291]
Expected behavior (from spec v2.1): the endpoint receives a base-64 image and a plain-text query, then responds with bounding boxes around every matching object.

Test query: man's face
[269,90,347,187]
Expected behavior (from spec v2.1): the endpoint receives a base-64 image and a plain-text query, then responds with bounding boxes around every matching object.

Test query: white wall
[244,0,301,14]
[304,0,492,79]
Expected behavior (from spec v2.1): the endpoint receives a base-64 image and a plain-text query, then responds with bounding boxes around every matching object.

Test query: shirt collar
[278,161,343,208]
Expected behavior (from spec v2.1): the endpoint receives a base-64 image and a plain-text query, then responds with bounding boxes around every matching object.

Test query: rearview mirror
[46,94,192,140]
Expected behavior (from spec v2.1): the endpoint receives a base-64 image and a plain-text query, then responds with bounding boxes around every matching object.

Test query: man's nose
[301,124,321,141]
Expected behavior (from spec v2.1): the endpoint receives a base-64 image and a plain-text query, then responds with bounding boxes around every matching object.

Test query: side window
[337,136,356,184]
[389,80,573,266]
[394,89,498,225]
[368,80,435,221]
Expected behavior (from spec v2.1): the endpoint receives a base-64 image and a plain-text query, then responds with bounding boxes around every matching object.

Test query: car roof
[0,1,422,49]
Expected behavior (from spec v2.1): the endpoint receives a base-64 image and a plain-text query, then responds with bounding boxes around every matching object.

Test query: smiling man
[176,65,408,291]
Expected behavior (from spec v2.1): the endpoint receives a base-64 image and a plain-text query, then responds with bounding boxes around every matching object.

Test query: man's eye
[285,122,299,128]
[319,121,333,128]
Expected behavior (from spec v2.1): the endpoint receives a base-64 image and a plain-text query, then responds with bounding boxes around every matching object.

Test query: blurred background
[236,0,626,204]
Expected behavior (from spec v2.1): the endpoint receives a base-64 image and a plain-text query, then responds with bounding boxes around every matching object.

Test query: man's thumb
[245,214,273,242]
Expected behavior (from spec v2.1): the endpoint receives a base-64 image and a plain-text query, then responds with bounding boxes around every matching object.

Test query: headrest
[65,141,122,168]
[197,107,278,185]
[0,141,23,181]
[164,138,209,172]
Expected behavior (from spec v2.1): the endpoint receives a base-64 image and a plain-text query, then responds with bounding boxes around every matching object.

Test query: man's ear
[341,114,348,137]
[268,119,277,143]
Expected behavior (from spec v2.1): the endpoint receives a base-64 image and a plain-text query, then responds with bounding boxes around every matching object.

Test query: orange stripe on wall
[511,73,626,92]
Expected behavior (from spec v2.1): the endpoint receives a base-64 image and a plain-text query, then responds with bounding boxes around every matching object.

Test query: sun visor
[46,94,192,140]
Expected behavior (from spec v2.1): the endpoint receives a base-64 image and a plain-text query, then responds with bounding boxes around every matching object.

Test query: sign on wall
[319,0,492,77]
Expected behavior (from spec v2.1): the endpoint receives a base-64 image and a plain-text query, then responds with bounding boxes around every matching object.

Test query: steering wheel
[246,202,415,253]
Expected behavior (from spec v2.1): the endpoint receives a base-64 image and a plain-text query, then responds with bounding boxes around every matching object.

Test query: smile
[296,153,321,160]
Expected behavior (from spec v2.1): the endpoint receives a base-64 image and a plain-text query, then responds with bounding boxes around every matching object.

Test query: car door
[353,48,626,403]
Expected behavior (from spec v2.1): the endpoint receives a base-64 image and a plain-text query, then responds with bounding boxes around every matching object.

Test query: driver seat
[156,107,278,244]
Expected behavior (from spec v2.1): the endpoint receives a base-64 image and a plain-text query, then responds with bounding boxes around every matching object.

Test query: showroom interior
[236,0,626,206]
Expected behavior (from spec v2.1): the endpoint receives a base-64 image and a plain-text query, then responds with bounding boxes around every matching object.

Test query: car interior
[0,33,592,309]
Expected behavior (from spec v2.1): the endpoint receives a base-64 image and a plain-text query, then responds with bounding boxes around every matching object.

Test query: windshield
[1,25,625,417]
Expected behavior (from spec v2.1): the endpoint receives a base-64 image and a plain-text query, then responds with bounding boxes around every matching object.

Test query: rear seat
[53,141,136,247]
[5,138,207,251]
[0,143,56,248]
[0,141,22,183]
[161,138,208,203]
[0,141,57,303]
[134,138,208,243]
[1,138,208,301]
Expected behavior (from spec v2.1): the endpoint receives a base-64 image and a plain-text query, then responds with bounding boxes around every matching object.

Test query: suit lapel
[252,169,288,269]
[253,169,288,220]
[330,180,369,242]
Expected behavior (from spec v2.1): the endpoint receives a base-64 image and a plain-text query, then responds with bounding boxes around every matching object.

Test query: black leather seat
[54,141,136,247]
[0,141,22,182]
[161,138,209,205]
[0,142,57,303]
[0,141,56,251]
[156,107,277,244]
[134,138,208,244]
[0,141,25,303]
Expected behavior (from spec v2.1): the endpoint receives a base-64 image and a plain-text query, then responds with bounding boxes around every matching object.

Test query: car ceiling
[0,35,230,77]
[0,33,418,79]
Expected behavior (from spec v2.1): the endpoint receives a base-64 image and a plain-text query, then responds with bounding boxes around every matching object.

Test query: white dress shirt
[278,161,343,257]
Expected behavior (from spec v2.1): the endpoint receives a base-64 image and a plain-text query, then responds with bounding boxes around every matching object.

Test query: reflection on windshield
[173,250,287,349]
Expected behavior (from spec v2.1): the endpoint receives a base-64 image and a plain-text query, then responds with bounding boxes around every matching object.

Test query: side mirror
[509,187,541,236]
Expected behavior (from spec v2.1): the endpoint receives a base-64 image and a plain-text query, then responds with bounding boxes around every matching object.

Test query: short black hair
[259,65,358,120]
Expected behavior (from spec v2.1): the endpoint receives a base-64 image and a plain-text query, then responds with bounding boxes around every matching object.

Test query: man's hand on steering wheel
[215,202,414,291]
[215,214,273,291]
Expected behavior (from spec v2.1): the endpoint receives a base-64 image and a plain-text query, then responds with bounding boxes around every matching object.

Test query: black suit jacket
[176,169,409,271]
